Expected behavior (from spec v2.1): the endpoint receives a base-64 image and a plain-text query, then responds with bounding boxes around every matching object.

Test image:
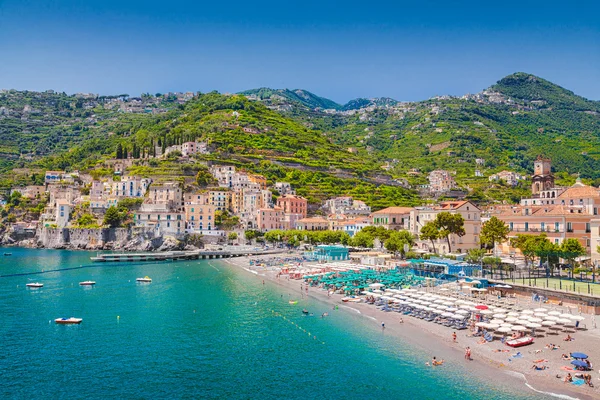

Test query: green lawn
[501,277,599,296]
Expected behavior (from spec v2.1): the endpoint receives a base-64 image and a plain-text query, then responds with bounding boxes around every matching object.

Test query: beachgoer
[381,322,385,330]
[465,347,472,360]
[561,354,570,360]
[452,332,457,343]
[531,364,547,370]
[399,318,404,323]
[563,334,572,341]
[564,373,572,383]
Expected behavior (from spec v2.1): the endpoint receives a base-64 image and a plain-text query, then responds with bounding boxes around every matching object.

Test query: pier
[90,249,283,263]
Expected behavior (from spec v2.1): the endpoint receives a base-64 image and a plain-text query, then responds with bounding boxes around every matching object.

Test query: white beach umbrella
[544,316,559,321]
[443,301,455,306]
[493,313,507,319]
[446,307,459,312]
[416,290,426,294]
[479,310,493,315]
[528,318,543,323]
[559,313,573,319]
[369,283,385,288]
[548,311,561,316]
[505,317,518,322]
[500,324,514,329]
[475,322,488,328]
[442,312,454,318]
[463,301,476,306]
[515,319,531,326]
[512,325,528,332]
[490,319,505,324]
[451,314,466,319]
[527,323,542,329]
[541,321,556,327]
[486,323,500,330]
[534,313,548,318]
[497,327,513,333]
[493,308,508,313]
[454,300,465,304]
[569,315,585,321]
[518,315,533,321]
[562,319,575,326]
[521,310,534,315]
[456,309,470,315]
[434,299,446,304]
[507,312,520,317]
[534,308,548,312]
[556,318,572,325]
[439,288,449,292]
[459,304,472,309]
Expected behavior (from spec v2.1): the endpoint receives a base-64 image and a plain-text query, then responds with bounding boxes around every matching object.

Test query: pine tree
[115,143,123,159]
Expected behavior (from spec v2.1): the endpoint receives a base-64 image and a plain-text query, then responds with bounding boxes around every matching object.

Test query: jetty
[90,249,283,263]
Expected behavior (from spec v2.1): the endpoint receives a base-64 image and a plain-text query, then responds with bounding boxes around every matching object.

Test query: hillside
[2,72,600,207]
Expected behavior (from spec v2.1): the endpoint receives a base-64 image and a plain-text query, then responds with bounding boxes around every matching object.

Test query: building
[181,142,198,157]
[45,171,67,185]
[148,182,182,210]
[428,170,456,193]
[112,176,151,198]
[210,165,236,188]
[248,174,268,190]
[410,201,481,254]
[276,195,307,217]
[342,217,372,237]
[209,190,229,211]
[295,217,330,231]
[371,207,412,230]
[55,200,71,228]
[184,202,215,232]
[488,170,524,187]
[257,207,285,231]
[11,185,45,199]
[274,182,294,196]
[310,245,349,262]
[135,208,185,235]
[531,156,554,195]
[325,196,371,216]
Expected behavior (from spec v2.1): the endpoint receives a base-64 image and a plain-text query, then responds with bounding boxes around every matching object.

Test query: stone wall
[38,227,159,250]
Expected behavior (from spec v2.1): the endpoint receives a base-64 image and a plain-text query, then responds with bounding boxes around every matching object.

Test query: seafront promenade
[90,248,286,262]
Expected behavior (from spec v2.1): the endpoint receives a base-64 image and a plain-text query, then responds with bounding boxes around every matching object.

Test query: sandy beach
[222,254,600,400]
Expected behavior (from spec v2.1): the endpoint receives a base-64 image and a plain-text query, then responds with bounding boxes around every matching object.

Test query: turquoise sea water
[0,248,547,399]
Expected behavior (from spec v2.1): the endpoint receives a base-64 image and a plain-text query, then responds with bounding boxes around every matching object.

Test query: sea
[0,248,556,399]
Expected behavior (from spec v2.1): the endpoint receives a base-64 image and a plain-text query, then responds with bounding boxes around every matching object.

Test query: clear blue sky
[0,0,598,102]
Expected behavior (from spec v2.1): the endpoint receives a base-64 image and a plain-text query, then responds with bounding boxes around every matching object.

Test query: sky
[0,0,598,102]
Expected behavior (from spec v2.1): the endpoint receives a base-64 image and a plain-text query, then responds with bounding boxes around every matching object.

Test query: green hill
[2,72,600,207]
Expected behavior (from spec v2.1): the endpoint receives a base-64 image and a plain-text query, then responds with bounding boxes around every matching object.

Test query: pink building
[257,207,284,231]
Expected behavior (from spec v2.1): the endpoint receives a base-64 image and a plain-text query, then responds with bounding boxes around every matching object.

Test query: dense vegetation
[2,72,599,209]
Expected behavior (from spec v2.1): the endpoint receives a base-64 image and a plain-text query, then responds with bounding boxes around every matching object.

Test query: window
[541,222,545,231]
[524,222,529,232]
[191,208,194,212]
[509,222,513,231]
[555,222,559,231]
[567,222,573,232]
[586,223,591,233]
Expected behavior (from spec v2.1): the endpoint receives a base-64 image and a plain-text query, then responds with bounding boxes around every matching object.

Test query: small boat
[506,336,534,348]
[26,283,43,288]
[302,309,309,314]
[136,276,152,283]
[79,281,96,286]
[55,317,82,325]
[4,252,12,256]
[342,296,362,303]
[288,300,298,305]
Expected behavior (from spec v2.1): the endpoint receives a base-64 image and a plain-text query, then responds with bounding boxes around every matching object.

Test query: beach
[224,253,600,400]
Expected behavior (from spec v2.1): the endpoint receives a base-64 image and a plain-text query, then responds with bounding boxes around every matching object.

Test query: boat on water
[79,281,96,286]
[26,283,43,288]
[288,300,298,305]
[341,296,362,303]
[136,276,152,283]
[55,317,82,325]
[3,252,12,256]
[506,336,534,348]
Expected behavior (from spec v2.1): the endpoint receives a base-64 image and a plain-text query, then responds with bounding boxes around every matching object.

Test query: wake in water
[505,371,580,400]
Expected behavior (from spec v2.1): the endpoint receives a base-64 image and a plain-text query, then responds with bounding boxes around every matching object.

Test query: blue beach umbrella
[571,360,588,368]
[571,352,588,359]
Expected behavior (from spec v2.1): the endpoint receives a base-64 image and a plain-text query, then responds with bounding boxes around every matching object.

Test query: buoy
[117,316,120,319]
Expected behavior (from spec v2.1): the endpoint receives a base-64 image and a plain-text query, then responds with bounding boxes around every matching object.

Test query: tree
[560,238,586,277]
[420,222,439,254]
[433,212,465,253]
[384,230,415,258]
[103,206,122,228]
[115,143,123,159]
[76,213,96,227]
[480,216,509,250]
[196,169,216,187]
[245,230,258,241]
[465,248,486,265]
[228,232,238,243]
[350,230,374,248]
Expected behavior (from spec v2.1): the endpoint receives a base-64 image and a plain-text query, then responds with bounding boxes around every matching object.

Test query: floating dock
[90,249,282,263]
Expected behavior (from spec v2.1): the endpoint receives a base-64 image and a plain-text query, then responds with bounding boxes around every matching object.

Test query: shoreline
[223,255,598,400]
